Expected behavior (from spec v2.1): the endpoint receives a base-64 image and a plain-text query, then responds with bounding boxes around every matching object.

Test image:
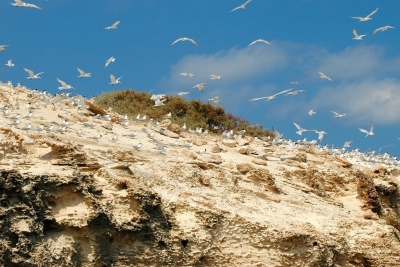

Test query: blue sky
[1,0,400,156]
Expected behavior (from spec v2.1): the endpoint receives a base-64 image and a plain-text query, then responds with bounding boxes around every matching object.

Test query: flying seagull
[171,37,198,46]
[10,0,42,10]
[57,78,74,90]
[293,122,310,136]
[319,71,333,82]
[331,111,346,118]
[5,60,14,67]
[77,67,91,78]
[209,96,220,104]
[359,122,374,137]
[249,88,292,101]
[0,45,8,52]
[23,68,44,79]
[105,20,121,30]
[343,141,353,148]
[193,83,206,92]
[105,56,115,67]
[352,28,367,40]
[248,39,271,46]
[308,110,316,116]
[350,8,378,22]
[314,130,328,143]
[286,90,306,96]
[110,74,122,85]
[230,0,252,12]
[210,75,222,80]
[372,26,395,36]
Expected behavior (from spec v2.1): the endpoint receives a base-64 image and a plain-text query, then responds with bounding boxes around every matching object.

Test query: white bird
[291,81,299,84]
[293,122,310,136]
[105,56,115,67]
[331,111,346,118]
[272,127,284,145]
[0,45,8,52]
[180,73,196,77]
[105,20,121,30]
[46,124,54,131]
[164,112,172,118]
[5,60,14,67]
[352,28,367,40]
[54,126,67,133]
[111,134,118,142]
[17,123,31,131]
[88,134,102,141]
[8,119,21,125]
[286,90,306,96]
[193,83,206,92]
[35,124,45,132]
[230,0,252,12]
[196,149,206,155]
[154,98,166,107]
[132,143,142,150]
[350,8,378,22]
[359,123,374,137]
[123,131,138,138]
[57,78,74,90]
[343,141,353,148]
[314,130,328,142]
[208,96,220,104]
[76,129,83,137]
[210,75,222,80]
[82,122,96,128]
[177,92,190,96]
[10,0,42,10]
[318,71,333,82]
[181,123,187,131]
[110,74,122,85]
[249,88,292,101]
[308,110,316,116]
[23,68,44,79]
[372,26,395,36]
[77,67,91,78]
[248,39,271,46]
[171,37,198,46]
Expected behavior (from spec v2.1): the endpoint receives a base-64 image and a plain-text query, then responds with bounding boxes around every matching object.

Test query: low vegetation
[383,214,400,231]
[94,89,272,137]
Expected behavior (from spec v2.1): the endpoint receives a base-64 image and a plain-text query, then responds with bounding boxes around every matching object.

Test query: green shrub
[383,214,400,231]
[94,89,272,137]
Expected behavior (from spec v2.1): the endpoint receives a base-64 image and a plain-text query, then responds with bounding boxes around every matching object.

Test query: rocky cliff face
[1,85,400,266]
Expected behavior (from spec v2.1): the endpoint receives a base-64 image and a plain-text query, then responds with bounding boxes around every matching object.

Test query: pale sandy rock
[180,148,198,159]
[221,161,235,169]
[222,139,236,148]
[153,127,179,138]
[210,144,222,153]
[236,163,255,174]
[159,119,171,129]
[207,154,223,165]
[363,209,379,220]
[237,145,249,154]
[235,135,251,146]
[252,158,267,165]
[167,123,181,134]
[192,138,206,146]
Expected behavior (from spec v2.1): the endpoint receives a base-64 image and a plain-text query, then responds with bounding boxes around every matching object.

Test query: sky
[1,0,400,156]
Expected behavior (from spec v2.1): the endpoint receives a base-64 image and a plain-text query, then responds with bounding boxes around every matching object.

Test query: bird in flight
[10,0,42,10]
[57,78,74,90]
[5,60,14,67]
[352,28,367,40]
[248,39,271,46]
[230,0,252,12]
[308,110,316,116]
[210,75,222,80]
[0,45,8,52]
[193,83,206,92]
[359,122,374,137]
[23,68,44,79]
[110,74,122,85]
[350,8,378,22]
[171,37,198,46]
[209,96,220,104]
[331,111,346,118]
[105,20,121,30]
[293,122,311,136]
[286,90,306,96]
[319,71,333,82]
[314,130,328,143]
[77,67,91,78]
[372,26,395,36]
[343,141,353,148]
[249,88,292,101]
[105,56,115,67]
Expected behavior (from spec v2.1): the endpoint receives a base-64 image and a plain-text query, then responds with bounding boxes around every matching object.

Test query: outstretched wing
[171,38,182,45]
[367,7,378,18]
[111,20,121,28]
[331,111,340,116]
[188,38,198,46]
[23,68,34,77]
[57,78,68,87]
[77,67,86,75]
[353,28,359,38]
[110,74,116,83]
[358,128,368,134]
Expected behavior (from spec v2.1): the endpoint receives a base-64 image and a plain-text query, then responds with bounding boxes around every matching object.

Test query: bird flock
[1,2,399,161]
